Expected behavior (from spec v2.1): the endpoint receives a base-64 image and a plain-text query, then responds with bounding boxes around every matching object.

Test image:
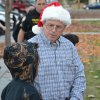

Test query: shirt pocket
[63,62,75,84]
[61,63,75,91]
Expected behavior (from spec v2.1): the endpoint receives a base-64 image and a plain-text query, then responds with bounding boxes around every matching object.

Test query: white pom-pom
[32,25,42,34]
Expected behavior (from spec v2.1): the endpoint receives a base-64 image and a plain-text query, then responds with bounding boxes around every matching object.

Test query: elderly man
[28,2,86,100]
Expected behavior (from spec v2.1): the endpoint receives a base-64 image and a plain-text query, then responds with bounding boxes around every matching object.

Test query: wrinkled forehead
[43,19,66,26]
[35,0,46,4]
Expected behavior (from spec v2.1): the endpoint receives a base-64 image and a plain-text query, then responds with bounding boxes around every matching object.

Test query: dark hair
[3,42,39,82]
[63,34,79,46]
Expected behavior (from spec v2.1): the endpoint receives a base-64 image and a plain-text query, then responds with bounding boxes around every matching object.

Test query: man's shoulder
[60,36,71,43]
[28,8,38,15]
[60,36,74,47]
[28,34,40,43]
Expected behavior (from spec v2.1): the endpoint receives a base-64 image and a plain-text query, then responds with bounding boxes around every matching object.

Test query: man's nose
[52,26,57,32]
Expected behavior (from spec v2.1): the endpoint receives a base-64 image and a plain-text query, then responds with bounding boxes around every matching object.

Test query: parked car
[12,0,35,14]
[0,4,21,35]
[12,0,26,14]
[83,3,100,10]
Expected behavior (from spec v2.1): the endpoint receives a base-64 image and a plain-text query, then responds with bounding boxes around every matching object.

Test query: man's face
[43,20,66,43]
[35,0,46,13]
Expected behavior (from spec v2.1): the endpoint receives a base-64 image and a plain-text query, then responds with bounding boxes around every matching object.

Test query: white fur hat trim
[32,25,42,34]
[41,5,71,25]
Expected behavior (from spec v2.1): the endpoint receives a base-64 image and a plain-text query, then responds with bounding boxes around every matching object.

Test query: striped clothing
[28,32,86,100]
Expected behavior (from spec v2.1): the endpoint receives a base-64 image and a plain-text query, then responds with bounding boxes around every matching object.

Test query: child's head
[63,33,79,46]
[3,42,39,83]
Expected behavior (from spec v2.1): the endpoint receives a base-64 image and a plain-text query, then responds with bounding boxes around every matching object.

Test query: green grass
[84,57,100,100]
[79,21,100,26]
[88,40,100,46]
[71,20,100,32]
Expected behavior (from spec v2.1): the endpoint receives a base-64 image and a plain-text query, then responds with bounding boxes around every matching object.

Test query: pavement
[0,33,14,43]
[0,58,12,100]
[0,34,14,100]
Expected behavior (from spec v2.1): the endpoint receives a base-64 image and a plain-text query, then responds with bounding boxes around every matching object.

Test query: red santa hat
[32,2,71,34]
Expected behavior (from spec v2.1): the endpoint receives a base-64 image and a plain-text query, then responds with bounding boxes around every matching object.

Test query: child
[1,42,42,100]
[63,33,79,46]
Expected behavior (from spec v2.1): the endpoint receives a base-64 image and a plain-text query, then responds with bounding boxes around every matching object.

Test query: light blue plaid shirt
[28,32,86,100]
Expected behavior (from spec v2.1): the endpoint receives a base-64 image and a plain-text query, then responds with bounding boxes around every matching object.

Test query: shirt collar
[40,31,60,47]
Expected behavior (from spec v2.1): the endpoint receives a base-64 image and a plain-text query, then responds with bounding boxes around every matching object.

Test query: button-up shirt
[28,32,86,100]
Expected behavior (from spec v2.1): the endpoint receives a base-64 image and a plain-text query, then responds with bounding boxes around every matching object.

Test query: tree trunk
[5,0,12,46]
[77,0,80,9]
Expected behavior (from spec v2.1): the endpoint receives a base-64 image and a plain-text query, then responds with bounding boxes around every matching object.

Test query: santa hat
[32,2,71,34]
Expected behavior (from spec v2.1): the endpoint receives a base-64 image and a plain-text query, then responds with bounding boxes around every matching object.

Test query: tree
[77,0,80,9]
[80,0,88,4]
[5,0,12,46]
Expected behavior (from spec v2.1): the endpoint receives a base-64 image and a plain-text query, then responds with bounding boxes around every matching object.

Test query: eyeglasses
[45,23,65,32]
[37,3,45,6]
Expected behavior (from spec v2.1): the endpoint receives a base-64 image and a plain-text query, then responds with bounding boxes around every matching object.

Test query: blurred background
[0,0,100,100]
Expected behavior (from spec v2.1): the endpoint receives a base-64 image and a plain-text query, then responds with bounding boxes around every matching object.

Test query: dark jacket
[1,79,41,100]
